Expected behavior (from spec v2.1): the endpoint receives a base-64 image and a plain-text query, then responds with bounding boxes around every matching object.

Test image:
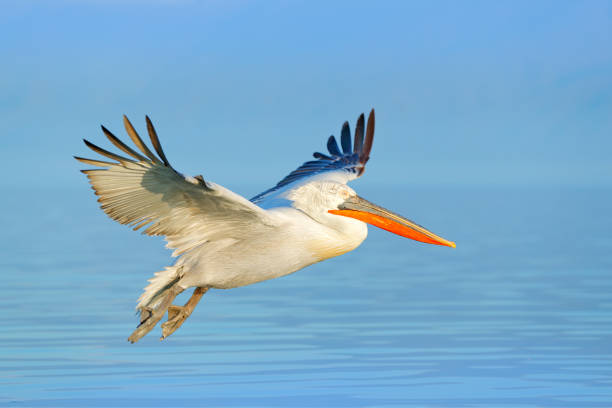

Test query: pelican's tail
[136,265,183,312]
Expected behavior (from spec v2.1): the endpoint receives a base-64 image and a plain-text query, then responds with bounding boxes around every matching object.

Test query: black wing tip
[360,108,375,163]
[340,121,352,154]
[100,124,116,138]
[81,139,97,153]
[326,135,342,156]
[83,138,136,163]
[366,108,375,130]
[367,109,375,129]
[99,124,113,139]
[145,114,154,129]
[122,114,163,164]
[145,115,171,167]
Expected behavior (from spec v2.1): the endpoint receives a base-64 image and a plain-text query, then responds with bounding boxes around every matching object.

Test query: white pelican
[75,109,455,343]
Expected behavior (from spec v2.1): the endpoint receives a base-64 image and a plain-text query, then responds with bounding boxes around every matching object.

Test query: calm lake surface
[1,185,611,407]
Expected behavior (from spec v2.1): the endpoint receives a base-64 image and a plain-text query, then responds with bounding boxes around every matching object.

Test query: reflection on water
[1,185,612,407]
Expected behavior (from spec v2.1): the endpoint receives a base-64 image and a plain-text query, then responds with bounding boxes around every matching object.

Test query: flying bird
[75,110,455,343]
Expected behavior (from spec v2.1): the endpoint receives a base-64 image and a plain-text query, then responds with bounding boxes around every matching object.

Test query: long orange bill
[329,195,456,248]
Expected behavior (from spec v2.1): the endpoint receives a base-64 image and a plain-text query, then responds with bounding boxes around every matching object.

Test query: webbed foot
[159,287,207,341]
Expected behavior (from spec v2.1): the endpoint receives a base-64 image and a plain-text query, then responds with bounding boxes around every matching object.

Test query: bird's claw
[160,305,188,340]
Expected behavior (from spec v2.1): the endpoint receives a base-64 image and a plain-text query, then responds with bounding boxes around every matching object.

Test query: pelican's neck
[276,181,367,261]
[305,212,368,261]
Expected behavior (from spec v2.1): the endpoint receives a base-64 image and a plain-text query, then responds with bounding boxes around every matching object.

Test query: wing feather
[83,139,137,164]
[77,116,274,257]
[145,115,171,166]
[353,113,365,153]
[326,135,342,156]
[101,125,149,162]
[251,109,375,203]
[123,115,162,164]
[74,156,115,167]
[340,121,351,154]
[361,109,375,163]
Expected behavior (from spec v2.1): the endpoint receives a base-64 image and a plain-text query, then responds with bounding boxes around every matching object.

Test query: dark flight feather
[251,109,376,203]
[123,115,162,164]
[340,121,351,154]
[327,136,342,156]
[83,139,135,164]
[146,116,171,167]
[101,125,148,162]
[353,113,365,153]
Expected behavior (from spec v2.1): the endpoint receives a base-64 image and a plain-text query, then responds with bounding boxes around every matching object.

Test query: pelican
[75,109,455,343]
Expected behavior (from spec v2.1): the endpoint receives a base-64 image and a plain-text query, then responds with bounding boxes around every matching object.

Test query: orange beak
[329,195,456,248]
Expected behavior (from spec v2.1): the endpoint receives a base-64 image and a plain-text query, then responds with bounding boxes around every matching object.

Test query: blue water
[1,185,612,407]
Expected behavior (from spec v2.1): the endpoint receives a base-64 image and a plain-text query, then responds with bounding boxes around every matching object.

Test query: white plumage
[76,110,454,343]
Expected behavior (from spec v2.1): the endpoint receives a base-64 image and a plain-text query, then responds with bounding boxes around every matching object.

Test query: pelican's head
[287,181,356,218]
[288,181,455,248]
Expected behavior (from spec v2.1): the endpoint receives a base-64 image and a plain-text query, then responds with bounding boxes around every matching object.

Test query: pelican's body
[178,195,366,290]
[76,110,454,342]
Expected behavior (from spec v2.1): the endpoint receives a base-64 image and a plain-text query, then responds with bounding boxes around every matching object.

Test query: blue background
[1,0,611,190]
[1,1,612,407]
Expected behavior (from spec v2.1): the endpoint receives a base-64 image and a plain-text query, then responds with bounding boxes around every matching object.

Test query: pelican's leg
[161,287,207,340]
[128,285,184,343]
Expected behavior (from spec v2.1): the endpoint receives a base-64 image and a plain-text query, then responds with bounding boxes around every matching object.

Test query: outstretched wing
[75,116,274,257]
[251,109,375,203]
